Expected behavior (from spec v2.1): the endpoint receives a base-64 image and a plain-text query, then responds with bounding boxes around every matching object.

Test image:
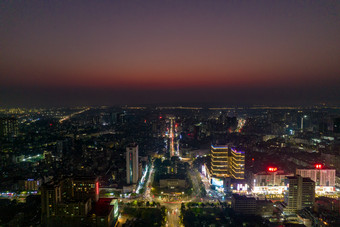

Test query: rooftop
[90,198,115,217]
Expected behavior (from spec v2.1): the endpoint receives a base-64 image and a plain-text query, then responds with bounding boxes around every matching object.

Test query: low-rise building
[159,178,186,189]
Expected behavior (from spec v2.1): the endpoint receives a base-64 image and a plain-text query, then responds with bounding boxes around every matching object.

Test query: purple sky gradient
[1,0,340,106]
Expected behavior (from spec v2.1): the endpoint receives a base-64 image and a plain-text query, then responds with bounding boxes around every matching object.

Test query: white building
[252,169,294,195]
[296,168,335,187]
[126,144,139,184]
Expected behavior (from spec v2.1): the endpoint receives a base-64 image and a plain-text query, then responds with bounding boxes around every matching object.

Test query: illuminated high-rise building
[209,145,245,179]
[230,148,245,179]
[210,145,230,178]
[284,175,315,214]
[126,144,139,184]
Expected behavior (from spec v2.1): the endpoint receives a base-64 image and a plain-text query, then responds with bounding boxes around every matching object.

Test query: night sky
[1,0,340,107]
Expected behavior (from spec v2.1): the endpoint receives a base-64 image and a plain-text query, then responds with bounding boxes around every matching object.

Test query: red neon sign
[96,182,99,195]
[268,167,277,172]
[315,164,323,169]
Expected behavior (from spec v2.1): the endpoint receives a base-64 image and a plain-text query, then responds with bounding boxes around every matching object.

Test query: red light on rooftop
[159,116,162,119]
[268,167,277,172]
[315,164,323,169]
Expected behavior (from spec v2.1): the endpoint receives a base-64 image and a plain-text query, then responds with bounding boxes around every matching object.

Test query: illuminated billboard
[211,178,223,187]
[202,165,206,177]
[316,186,335,194]
[253,186,285,194]
[315,164,323,169]
[267,167,277,172]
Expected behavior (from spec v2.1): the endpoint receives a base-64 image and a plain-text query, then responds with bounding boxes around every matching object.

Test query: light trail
[136,165,149,194]
[170,118,175,157]
[59,107,90,123]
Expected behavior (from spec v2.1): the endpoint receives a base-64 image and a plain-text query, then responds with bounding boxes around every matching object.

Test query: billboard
[211,178,223,187]
[202,165,206,177]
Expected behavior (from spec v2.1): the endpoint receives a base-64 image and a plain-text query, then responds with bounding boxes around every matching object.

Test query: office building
[18,178,42,191]
[256,200,273,217]
[284,175,315,214]
[230,148,245,179]
[126,144,139,184]
[209,145,245,179]
[210,145,230,178]
[41,181,62,223]
[71,176,99,202]
[252,168,294,194]
[55,198,92,218]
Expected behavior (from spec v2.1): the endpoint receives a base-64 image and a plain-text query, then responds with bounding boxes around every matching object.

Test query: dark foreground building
[41,177,118,226]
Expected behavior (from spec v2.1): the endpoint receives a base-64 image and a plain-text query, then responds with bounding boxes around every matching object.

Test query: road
[59,107,90,123]
[118,116,190,227]
[167,117,180,157]
[143,164,154,201]
[164,202,182,227]
[189,169,204,202]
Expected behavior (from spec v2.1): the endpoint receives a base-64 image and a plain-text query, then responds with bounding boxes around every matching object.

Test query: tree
[153,158,162,169]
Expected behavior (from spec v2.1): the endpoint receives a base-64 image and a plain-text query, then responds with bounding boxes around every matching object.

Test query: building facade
[41,178,116,227]
[71,176,99,202]
[0,117,18,137]
[230,148,245,179]
[210,145,229,178]
[126,144,139,184]
[252,169,294,194]
[41,181,62,222]
[209,145,245,179]
[284,175,315,214]
[296,168,335,187]
[231,194,256,215]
